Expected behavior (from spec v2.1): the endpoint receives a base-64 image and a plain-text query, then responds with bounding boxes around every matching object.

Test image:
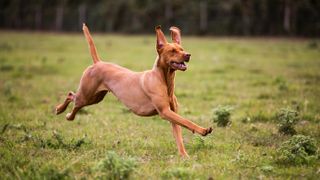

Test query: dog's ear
[169,26,181,44]
[155,25,167,51]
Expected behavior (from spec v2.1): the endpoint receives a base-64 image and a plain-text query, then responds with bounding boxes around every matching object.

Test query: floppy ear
[155,25,167,51]
[169,26,181,44]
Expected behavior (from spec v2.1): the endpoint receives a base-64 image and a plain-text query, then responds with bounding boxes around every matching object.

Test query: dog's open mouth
[170,61,187,71]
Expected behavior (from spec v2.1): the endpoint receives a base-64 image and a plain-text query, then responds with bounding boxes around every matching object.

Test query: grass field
[0,31,319,179]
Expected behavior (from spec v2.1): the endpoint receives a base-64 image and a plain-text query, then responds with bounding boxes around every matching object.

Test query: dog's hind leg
[62,65,108,121]
[65,91,87,121]
[55,91,75,115]
[65,90,108,121]
[66,105,82,121]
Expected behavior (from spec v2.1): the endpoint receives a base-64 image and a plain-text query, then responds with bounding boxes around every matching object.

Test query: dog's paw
[181,153,190,159]
[66,113,74,121]
[201,127,213,136]
[55,106,63,115]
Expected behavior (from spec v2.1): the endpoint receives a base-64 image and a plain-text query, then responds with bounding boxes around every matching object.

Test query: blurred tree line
[0,0,319,36]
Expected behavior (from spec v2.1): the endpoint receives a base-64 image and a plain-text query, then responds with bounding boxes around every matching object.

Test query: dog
[55,24,212,157]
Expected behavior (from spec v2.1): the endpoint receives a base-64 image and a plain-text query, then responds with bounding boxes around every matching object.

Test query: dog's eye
[171,49,176,53]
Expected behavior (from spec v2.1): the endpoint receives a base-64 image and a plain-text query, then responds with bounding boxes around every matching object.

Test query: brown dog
[56,24,212,157]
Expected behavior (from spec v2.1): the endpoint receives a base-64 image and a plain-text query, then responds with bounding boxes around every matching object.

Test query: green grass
[0,31,319,179]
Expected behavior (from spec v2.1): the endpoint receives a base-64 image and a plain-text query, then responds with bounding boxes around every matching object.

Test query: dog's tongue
[178,62,187,70]
[172,62,187,70]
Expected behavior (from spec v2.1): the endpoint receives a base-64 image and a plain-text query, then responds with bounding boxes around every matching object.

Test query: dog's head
[155,26,191,71]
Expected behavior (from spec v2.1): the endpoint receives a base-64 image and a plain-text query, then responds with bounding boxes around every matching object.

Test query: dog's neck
[153,56,176,98]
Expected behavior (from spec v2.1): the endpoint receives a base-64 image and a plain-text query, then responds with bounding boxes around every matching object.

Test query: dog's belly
[130,103,158,116]
[111,88,157,116]
[99,63,157,116]
[109,83,157,116]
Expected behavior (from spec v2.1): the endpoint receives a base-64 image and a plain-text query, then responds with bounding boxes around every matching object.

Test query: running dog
[55,24,212,157]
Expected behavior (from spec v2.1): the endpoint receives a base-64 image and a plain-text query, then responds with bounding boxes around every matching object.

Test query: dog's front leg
[145,84,212,136]
[170,96,189,157]
[159,108,212,136]
[171,123,188,157]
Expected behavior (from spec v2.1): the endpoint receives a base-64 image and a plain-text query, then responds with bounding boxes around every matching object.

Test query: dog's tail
[83,23,100,64]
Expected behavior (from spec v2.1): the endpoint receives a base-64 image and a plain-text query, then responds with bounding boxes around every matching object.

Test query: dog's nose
[184,53,191,62]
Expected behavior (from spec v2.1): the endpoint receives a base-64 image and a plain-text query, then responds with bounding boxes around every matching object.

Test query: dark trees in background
[283,0,291,34]
[199,0,208,34]
[55,0,65,31]
[0,0,319,36]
